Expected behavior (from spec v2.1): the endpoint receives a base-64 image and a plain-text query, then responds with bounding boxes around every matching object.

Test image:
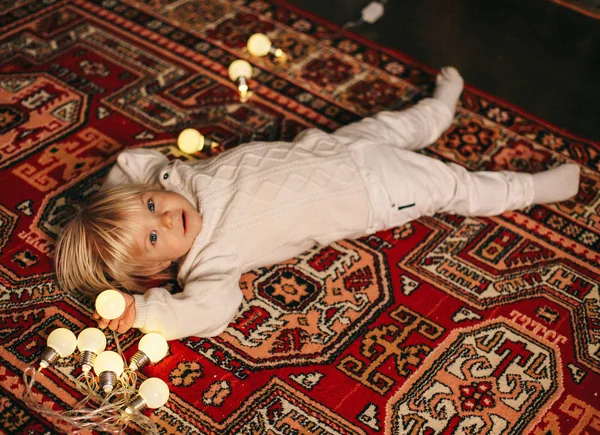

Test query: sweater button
[163,173,169,180]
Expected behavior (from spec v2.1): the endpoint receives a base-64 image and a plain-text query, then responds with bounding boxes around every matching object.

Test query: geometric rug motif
[385,317,564,434]
[400,214,600,373]
[218,240,393,368]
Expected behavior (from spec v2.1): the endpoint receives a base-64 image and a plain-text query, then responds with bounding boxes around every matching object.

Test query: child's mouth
[182,212,187,234]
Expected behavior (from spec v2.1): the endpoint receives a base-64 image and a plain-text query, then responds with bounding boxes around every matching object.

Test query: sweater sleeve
[102,149,169,189]
[131,247,243,340]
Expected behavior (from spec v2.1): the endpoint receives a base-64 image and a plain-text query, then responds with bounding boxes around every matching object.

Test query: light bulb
[40,328,77,368]
[139,333,169,361]
[129,332,169,370]
[177,128,205,154]
[47,328,77,357]
[247,33,286,61]
[228,59,253,82]
[140,377,170,408]
[126,378,170,413]
[93,351,124,377]
[247,33,271,57]
[93,351,124,392]
[77,328,106,353]
[95,289,126,320]
[228,59,253,102]
[77,328,107,372]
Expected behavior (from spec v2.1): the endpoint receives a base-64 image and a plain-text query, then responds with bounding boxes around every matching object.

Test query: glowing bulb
[177,128,205,154]
[47,328,77,357]
[77,328,106,353]
[228,59,253,81]
[93,351,124,376]
[139,378,170,409]
[139,333,169,362]
[77,328,107,372]
[228,59,253,102]
[125,377,170,414]
[129,332,169,371]
[95,289,126,320]
[247,33,272,57]
[93,351,124,392]
[40,328,77,368]
[247,33,286,62]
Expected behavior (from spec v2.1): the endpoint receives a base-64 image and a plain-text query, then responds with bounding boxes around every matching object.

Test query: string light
[95,289,126,320]
[126,378,170,414]
[129,332,169,371]
[247,33,287,63]
[40,328,77,368]
[23,325,171,434]
[228,59,253,102]
[77,327,107,372]
[177,128,205,154]
[23,294,172,432]
[177,128,220,155]
[93,350,124,393]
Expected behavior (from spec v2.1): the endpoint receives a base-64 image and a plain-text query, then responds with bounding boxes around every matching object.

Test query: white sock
[433,66,464,113]
[532,164,580,204]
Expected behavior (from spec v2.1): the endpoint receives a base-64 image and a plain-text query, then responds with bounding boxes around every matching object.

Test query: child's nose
[161,211,174,229]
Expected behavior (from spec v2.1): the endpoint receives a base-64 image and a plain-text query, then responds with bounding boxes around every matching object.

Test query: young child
[55,67,580,341]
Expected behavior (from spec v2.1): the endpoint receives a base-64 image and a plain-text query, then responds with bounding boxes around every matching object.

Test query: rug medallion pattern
[0,0,599,434]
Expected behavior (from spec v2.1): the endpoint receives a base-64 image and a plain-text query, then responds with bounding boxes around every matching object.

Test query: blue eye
[148,199,155,213]
[149,230,157,245]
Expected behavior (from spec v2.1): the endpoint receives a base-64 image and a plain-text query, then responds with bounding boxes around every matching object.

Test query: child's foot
[532,164,580,204]
[433,66,464,113]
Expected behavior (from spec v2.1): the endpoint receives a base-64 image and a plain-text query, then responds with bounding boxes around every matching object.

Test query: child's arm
[103,149,169,188]
[132,247,243,340]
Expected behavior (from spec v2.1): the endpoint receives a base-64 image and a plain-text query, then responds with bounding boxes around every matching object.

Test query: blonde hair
[55,184,173,297]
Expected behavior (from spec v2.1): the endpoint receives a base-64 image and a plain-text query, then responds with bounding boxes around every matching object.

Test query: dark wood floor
[289,0,600,141]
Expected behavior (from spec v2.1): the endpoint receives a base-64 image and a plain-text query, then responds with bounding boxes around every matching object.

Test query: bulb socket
[79,350,96,372]
[126,395,147,414]
[236,77,249,93]
[270,47,287,64]
[129,350,150,371]
[39,347,59,368]
[99,371,117,393]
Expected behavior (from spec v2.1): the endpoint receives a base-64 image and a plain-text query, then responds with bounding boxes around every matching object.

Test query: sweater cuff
[132,294,148,330]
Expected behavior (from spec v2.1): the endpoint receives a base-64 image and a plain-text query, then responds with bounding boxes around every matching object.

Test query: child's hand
[93,290,136,334]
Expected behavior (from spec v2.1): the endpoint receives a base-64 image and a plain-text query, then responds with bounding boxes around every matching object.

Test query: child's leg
[367,148,580,232]
[331,67,463,151]
[432,162,580,216]
[433,67,464,114]
[531,164,581,204]
[376,67,464,151]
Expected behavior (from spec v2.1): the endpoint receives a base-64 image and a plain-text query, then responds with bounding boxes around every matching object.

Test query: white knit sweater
[103,99,457,340]
[103,129,372,340]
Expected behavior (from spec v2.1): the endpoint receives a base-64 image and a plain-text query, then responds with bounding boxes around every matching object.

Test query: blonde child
[55,67,580,340]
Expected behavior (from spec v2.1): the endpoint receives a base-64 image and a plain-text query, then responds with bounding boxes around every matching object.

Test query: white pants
[346,99,535,233]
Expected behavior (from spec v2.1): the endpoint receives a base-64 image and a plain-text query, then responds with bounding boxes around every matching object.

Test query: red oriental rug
[1,1,599,434]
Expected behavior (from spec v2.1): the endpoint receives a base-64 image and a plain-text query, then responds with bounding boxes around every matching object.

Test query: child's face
[129,190,202,268]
